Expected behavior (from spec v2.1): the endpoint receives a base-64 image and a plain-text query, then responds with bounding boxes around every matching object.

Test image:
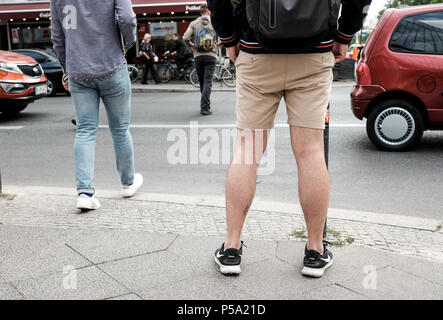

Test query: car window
[390,10,443,54]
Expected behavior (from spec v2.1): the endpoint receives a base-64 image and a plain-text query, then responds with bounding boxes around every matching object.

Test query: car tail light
[356,62,372,85]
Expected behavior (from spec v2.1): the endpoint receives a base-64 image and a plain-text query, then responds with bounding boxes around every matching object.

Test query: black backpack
[243,0,340,52]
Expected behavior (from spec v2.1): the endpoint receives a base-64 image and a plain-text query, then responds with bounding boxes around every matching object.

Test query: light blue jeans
[69,64,134,195]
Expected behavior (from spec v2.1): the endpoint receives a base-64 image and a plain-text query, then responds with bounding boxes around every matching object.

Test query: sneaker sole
[301,259,334,278]
[214,256,241,275]
[76,200,101,210]
[121,190,136,198]
[121,174,143,198]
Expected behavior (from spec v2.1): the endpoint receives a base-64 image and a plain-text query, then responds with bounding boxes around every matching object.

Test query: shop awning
[0,0,206,20]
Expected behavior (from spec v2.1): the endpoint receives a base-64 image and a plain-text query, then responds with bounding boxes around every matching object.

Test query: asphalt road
[1,84,443,219]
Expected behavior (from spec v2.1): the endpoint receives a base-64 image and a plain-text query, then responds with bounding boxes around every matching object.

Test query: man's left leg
[100,65,143,198]
[200,56,216,115]
[290,126,333,278]
[285,52,335,277]
[290,127,329,253]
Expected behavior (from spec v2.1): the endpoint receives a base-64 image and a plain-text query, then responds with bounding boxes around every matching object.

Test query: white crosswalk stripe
[0,126,24,130]
[98,123,365,129]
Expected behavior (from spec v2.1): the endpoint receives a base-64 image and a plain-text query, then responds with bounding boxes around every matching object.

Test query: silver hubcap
[375,107,415,146]
[48,80,54,94]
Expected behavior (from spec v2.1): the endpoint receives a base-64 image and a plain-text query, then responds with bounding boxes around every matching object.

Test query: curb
[3,185,441,232]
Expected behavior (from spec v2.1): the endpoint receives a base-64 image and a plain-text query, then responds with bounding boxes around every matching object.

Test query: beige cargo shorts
[235,51,335,130]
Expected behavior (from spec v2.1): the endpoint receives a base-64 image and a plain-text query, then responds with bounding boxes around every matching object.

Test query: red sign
[0,1,205,20]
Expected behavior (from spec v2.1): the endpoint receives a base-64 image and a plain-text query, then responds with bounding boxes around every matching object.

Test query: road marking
[98,123,365,129]
[0,126,24,130]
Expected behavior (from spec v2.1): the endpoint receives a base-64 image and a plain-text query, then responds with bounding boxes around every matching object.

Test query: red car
[351,4,443,151]
[0,50,48,115]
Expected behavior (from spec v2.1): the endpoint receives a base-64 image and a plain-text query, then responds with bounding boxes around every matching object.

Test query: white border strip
[98,123,365,129]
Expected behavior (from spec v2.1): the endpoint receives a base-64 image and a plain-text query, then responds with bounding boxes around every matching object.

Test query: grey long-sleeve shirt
[50,0,137,80]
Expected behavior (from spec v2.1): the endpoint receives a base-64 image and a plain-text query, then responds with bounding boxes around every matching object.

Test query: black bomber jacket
[207,0,373,54]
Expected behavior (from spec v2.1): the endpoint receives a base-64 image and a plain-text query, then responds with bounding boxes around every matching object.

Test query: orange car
[0,50,48,115]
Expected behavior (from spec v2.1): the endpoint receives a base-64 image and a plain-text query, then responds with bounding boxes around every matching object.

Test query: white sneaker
[121,173,143,198]
[76,194,101,210]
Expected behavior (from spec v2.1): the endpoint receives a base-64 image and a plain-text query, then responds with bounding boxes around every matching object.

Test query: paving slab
[105,293,143,300]
[11,266,129,300]
[0,225,91,282]
[168,236,279,272]
[335,245,443,286]
[337,266,443,300]
[139,271,254,300]
[226,258,317,300]
[303,284,366,300]
[0,282,24,300]
[66,229,177,264]
[99,251,195,292]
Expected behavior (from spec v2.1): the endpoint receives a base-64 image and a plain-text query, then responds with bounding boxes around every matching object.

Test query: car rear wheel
[367,99,424,151]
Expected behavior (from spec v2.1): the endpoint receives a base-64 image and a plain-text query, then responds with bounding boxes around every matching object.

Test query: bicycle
[190,56,236,88]
[157,52,194,84]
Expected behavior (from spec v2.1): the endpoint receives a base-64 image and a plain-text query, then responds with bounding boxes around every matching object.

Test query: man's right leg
[215,52,283,275]
[200,56,216,112]
[69,79,101,209]
[215,129,269,275]
[225,129,269,250]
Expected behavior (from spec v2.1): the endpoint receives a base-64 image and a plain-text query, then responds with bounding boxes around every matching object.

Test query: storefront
[0,0,206,62]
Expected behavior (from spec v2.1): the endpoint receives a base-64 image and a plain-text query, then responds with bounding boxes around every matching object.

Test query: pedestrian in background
[141,33,160,85]
[183,4,217,116]
[51,0,144,210]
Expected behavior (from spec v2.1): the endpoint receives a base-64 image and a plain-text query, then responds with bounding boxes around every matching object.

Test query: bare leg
[225,129,268,250]
[290,126,330,254]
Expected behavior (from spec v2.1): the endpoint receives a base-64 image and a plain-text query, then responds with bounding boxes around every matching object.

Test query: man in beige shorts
[208,0,371,277]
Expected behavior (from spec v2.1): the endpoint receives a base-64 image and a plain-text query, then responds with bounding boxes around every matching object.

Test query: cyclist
[165,33,193,76]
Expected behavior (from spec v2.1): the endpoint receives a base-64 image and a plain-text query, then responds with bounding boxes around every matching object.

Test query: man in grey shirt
[51,0,143,210]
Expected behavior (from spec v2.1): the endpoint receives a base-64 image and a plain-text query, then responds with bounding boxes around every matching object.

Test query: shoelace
[323,240,332,248]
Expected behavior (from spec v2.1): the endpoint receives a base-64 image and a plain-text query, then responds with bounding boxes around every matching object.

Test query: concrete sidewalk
[0,186,442,300]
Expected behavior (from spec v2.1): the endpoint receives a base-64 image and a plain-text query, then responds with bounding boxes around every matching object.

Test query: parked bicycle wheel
[190,68,199,88]
[222,66,236,87]
[158,65,172,83]
[183,65,193,84]
[127,65,139,83]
